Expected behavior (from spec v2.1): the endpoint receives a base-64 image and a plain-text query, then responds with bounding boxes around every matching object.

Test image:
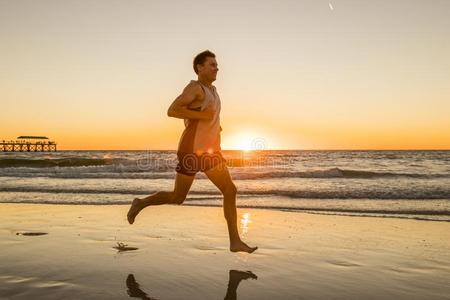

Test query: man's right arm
[167,83,214,120]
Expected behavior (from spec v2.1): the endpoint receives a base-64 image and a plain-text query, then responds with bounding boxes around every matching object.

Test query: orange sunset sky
[1,0,449,150]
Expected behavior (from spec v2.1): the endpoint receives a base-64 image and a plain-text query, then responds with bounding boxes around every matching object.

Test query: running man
[127,50,257,253]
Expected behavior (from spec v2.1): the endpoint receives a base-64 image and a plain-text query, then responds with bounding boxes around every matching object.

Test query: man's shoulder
[183,80,204,96]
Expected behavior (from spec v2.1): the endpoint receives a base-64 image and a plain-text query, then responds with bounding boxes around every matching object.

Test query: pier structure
[0,136,57,152]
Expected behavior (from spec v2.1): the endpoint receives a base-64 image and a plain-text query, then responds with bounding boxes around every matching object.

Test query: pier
[1,136,57,152]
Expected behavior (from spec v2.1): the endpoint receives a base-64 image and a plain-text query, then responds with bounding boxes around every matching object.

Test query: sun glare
[240,212,252,235]
[223,130,272,151]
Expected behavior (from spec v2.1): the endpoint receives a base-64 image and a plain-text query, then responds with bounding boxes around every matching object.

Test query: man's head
[193,50,218,83]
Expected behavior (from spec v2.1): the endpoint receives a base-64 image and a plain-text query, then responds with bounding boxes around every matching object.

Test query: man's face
[198,57,219,82]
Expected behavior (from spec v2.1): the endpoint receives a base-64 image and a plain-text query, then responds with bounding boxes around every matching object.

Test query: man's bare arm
[167,83,214,120]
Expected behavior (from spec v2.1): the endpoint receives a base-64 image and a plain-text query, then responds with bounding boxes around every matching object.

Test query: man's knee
[223,183,237,197]
[170,192,187,205]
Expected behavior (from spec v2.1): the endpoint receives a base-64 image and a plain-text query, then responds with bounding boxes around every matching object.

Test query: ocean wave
[185,204,450,222]
[1,199,448,222]
[2,186,449,200]
[0,158,116,168]
[185,203,450,217]
[232,168,450,179]
[0,166,448,179]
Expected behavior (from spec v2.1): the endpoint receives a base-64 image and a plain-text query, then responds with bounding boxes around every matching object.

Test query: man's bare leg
[224,270,258,300]
[205,163,258,253]
[127,172,195,224]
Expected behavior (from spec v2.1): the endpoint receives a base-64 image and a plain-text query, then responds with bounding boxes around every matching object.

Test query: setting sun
[222,130,272,151]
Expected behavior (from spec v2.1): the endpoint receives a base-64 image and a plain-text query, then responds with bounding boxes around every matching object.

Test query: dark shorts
[176,151,227,176]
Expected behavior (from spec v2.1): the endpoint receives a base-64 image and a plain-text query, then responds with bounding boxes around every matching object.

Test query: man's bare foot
[230,240,258,253]
[229,270,258,281]
[127,198,142,224]
[225,270,258,300]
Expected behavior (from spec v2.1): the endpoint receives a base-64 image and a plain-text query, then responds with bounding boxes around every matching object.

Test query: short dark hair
[193,50,216,74]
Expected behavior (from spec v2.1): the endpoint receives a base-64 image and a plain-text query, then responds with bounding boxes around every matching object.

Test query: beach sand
[1,203,449,299]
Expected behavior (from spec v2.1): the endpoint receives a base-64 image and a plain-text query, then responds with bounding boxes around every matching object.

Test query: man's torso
[177,80,222,155]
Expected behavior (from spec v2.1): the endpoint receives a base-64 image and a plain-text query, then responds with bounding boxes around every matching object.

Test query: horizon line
[56,148,450,151]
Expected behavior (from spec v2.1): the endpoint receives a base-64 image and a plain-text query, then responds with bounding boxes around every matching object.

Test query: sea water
[1,150,449,221]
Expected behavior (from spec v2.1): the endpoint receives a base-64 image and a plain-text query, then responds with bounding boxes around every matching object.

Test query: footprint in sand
[16,232,48,236]
[193,245,224,252]
[326,259,361,268]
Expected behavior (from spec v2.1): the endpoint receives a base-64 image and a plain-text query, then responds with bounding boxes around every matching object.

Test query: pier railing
[0,140,57,152]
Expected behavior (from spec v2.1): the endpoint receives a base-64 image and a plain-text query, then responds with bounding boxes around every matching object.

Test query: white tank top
[177,80,222,155]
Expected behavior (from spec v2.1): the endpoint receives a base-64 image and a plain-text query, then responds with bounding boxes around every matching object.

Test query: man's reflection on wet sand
[224,270,258,300]
[126,270,257,300]
[126,274,157,300]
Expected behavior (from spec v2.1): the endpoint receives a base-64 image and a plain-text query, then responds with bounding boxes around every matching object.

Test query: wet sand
[0,203,449,299]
